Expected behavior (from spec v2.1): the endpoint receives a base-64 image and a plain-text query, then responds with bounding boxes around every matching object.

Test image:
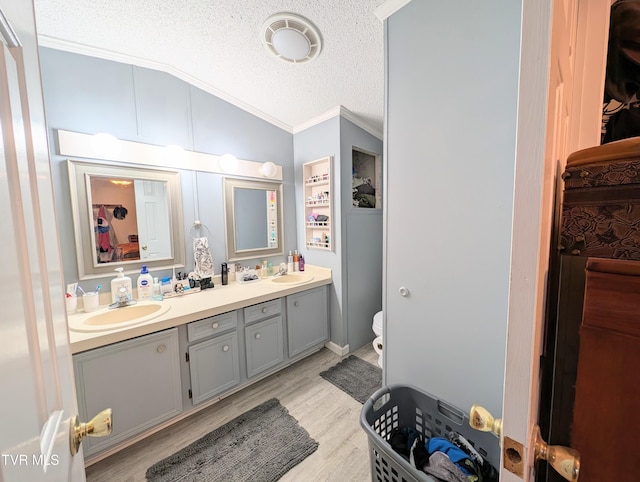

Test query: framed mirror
[223,177,283,261]
[68,159,185,279]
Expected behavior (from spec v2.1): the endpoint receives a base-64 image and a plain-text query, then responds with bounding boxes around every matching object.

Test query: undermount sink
[69,302,171,332]
[271,273,314,285]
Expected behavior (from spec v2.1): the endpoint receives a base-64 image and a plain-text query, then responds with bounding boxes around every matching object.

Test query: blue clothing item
[426,438,474,476]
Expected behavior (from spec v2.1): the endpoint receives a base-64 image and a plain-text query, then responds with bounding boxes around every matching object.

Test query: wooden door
[0,1,85,480]
[502,0,609,480]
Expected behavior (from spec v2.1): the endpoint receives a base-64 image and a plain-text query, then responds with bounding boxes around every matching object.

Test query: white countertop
[68,265,332,354]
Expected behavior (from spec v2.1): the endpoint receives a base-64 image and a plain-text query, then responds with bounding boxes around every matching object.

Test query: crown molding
[37,35,294,133]
[374,0,413,21]
[292,106,383,140]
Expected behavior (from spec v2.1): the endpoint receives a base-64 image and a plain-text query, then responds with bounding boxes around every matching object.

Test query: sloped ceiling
[33,0,385,137]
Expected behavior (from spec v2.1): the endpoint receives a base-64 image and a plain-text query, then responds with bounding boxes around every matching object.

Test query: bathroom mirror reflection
[68,160,185,279]
[223,177,283,261]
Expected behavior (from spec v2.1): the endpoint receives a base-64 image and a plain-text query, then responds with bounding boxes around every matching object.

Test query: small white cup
[83,292,100,312]
[65,295,77,315]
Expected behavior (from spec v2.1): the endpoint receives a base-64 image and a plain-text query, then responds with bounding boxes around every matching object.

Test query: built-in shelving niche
[303,156,332,251]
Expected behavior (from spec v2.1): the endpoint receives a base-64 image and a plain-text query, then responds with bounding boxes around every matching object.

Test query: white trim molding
[325,341,350,356]
[375,0,414,21]
[293,106,383,140]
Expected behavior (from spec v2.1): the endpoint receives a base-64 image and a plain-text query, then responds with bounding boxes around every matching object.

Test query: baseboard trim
[325,341,350,356]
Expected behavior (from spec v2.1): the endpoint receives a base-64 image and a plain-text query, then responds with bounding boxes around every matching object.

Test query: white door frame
[501,1,609,480]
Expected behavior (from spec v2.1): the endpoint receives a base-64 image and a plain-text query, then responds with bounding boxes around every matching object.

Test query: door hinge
[185,352,190,363]
[188,389,192,399]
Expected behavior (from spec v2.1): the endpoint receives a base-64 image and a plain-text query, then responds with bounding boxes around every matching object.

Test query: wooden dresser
[571,257,640,481]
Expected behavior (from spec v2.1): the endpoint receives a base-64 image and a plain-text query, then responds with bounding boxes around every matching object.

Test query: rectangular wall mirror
[68,159,185,279]
[223,177,283,261]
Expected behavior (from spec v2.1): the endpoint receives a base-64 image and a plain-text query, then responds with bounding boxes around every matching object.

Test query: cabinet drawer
[187,311,237,342]
[244,299,281,325]
[245,315,284,378]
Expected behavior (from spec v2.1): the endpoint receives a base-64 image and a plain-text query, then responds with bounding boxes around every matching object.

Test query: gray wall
[40,48,295,288]
[340,118,383,350]
[293,118,344,345]
[384,0,520,415]
[293,116,384,351]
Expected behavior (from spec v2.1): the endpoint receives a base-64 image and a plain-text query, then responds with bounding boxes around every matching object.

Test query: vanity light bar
[57,129,283,181]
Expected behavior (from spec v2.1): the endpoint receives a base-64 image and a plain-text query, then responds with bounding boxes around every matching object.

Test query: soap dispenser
[137,265,153,300]
[111,267,132,303]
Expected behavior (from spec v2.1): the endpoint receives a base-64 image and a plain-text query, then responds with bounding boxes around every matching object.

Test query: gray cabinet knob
[222,345,229,352]
[293,301,299,307]
[156,344,166,353]
[255,333,261,339]
[212,322,219,329]
[261,307,267,313]
[399,286,410,297]
[142,245,148,250]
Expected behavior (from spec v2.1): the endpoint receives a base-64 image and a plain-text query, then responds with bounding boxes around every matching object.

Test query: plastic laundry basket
[360,384,501,482]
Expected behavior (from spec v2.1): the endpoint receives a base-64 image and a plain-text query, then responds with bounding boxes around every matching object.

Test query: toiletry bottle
[137,265,153,300]
[160,276,172,296]
[262,260,268,278]
[221,262,228,285]
[152,277,163,301]
[299,255,305,272]
[111,267,132,303]
[287,250,294,273]
[293,250,299,271]
[228,263,236,282]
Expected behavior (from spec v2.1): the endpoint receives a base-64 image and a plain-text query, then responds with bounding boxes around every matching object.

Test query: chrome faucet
[108,285,137,309]
[273,266,288,277]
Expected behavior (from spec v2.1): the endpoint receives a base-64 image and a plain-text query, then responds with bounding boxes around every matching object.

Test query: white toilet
[372,311,384,368]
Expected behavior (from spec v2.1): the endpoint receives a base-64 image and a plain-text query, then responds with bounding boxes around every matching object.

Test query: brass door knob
[469,404,502,437]
[534,426,580,482]
[69,408,112,455]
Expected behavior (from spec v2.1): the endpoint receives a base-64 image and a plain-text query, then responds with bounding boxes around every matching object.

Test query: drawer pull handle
[157,344,166,353]
[255,333,261,339]
[261,307,268,313]
[293,301,299,307]
[222,345,229,352]
[212,322,219,329]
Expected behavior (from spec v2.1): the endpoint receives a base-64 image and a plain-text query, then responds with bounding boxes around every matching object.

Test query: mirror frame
[223,177,284,261]
[67,159,185,279]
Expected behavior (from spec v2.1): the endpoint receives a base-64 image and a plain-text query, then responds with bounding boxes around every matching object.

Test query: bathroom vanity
[69,265,331,461]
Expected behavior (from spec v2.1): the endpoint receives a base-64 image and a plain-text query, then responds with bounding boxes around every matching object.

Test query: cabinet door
[73,328,182,456]
[188,331,240,405]
[287,287,328,357]
[245,316,284,378]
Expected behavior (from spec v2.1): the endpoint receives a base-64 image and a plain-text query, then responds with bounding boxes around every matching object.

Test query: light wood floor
[85,344,379,482]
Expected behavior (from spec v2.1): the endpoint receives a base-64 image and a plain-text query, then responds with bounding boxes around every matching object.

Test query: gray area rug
[319,355,382,404]
[145,398,318,482]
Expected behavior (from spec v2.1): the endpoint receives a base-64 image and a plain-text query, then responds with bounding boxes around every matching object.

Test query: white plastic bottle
[111,267,132,303]
[137,265,153,300]
[287,250,294,273]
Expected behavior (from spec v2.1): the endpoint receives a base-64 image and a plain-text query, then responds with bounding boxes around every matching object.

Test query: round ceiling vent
[261,13,322,64]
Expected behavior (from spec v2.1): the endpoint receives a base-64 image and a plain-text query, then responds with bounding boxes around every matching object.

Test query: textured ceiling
[33,0,385,137]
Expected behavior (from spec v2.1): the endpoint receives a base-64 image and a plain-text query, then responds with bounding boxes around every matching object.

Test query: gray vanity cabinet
[186,311,240,405]
[287,286,328,357]
[244,301,284,378]
[73,328,182,457]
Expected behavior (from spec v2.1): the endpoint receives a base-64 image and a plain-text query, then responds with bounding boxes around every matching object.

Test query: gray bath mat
[145,398,318,482]
[320,355,382,404]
